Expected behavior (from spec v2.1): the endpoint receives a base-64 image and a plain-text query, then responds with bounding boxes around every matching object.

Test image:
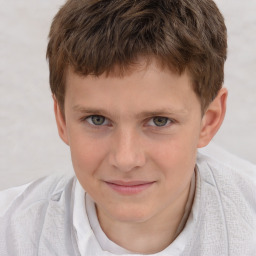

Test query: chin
[109,205,153,223]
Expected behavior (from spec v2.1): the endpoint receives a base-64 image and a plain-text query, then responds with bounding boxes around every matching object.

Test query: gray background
[0,0,255,190]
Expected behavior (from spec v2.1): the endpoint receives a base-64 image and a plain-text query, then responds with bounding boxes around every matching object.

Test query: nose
[108,128,146,172]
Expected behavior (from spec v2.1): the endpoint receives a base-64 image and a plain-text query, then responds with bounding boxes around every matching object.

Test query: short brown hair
[47,0,227,113]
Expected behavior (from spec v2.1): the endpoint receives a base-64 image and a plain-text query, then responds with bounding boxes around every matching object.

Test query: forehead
[65,60,200,117]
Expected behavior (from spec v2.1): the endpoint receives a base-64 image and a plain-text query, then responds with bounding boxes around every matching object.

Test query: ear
[197,88,228,148]
[53,96,69,145]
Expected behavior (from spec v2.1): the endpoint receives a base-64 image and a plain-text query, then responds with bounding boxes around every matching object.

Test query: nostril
[109,148,146,172]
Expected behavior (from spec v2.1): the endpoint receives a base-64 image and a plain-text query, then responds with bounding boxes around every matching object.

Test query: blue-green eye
[148,116,171,127]
[86,115,107,126]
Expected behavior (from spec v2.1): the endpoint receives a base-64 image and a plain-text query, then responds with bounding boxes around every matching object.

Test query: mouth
[104,180,156,195]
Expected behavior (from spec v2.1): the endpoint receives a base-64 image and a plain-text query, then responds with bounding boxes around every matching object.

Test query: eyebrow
[72,105,188,118]
[72,105,112,116]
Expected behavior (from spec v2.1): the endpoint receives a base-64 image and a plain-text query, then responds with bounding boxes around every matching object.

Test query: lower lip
[105,182,155,195]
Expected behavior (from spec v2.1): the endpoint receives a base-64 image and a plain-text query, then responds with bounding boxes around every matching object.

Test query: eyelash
[81,115,175,128]
[85,115,110,126]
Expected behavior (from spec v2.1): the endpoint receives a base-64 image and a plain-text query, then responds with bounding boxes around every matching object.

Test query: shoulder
[198,142,256,179]
[197,150,256,205]
[197,150,256,192]
[195,151,256,255]
[0,173,75,217]
[0,174,79,255]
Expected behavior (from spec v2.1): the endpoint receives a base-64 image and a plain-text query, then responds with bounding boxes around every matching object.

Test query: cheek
[152,143,196,176]
[68,130,108,180]
[149,130,198,182]
[151,130,198,162]
[154,143,196,200]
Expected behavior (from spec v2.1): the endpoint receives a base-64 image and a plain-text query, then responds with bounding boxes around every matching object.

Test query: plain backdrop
[0,0,256,190]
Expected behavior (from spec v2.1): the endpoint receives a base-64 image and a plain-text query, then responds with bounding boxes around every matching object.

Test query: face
[58,60,205,224]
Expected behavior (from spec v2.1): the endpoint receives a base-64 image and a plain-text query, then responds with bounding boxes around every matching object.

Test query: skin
[54,59,227,254]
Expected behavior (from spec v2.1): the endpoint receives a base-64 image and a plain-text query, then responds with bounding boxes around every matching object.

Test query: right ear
[53,95,69,145]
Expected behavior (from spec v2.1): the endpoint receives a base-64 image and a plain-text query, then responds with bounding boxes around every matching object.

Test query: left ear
[197,87,228,148]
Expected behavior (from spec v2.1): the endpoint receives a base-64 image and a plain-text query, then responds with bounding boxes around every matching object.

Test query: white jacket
[0,152,256,256]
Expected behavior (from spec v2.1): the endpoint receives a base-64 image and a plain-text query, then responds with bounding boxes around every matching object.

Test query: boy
[1,0,256,255]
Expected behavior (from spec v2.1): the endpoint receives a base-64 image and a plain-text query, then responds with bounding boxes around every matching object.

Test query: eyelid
[82,115,111,126]
[146,116,174,127]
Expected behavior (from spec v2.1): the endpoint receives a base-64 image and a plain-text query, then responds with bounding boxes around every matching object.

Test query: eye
[148,116,171,127]
[86,115,109,126]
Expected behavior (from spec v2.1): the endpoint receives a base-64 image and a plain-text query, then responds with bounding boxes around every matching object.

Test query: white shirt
[0,151,256,256]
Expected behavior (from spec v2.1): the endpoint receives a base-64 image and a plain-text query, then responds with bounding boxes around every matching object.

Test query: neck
[96,181,192,254]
